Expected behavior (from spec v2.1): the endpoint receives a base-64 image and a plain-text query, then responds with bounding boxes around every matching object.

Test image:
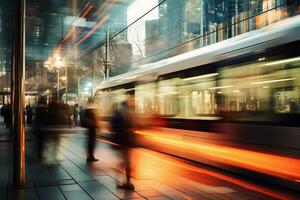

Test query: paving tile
[57,179,76,185]
[95,175,119,189]
[147,196,171,200]
[63,190,92,200]
[78,180,103,188]
[89,192,119,200]
[187,194,219,200]
[60,184,82,192]
[34,180,57,187]
[161,190,191,200]
[60,166,93,182]
[144,181,175,192]
[36,186,66,200]
[137,189,163,198]
[125,198,146,200]
[111,189,143,199]
[83,187,113,196]
[7,188,38,200]
[126,183,152,192]
[48,166,72,181]
[1,131,298,200]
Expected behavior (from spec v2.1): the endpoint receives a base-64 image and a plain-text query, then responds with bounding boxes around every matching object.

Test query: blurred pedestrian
[26,104,33,124]
[79,105,84,122]
[82,99,99,162]
[4,104,11,128]
[111,101,135,190]
[34,98,47,159]
[73,104,79,126]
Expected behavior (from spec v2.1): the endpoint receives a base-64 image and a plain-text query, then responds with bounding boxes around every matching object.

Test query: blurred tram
[95,16,300,190]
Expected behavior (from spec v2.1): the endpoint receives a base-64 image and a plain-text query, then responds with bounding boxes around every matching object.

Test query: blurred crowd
[0,96,149,191]
[29,98,85,127]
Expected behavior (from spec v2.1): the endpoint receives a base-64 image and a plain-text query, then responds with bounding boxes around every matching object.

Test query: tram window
[191,90,216,114]
[157,80,179,116]
[157,92,178,116]
[135,83,157,114]
[218,56,300,113]
[273,88,299,113]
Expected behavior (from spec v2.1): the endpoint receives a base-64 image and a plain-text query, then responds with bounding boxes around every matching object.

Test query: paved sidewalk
[0,130,299,200]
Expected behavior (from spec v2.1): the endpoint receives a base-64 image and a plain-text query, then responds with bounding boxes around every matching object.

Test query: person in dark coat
[111,101,135,190]
[82,100,99,162]
[26,105,33,124]
[4,104,11,128]
[73,104,79,126]
[79,105,84,122]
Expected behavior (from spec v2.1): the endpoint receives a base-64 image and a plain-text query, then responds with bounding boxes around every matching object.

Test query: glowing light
[251,78,296,85]
[60,76,67,81]
[264,57,300,66]
[123,75,138,80]
[183,73,218,81]
[54,57,64,69]
[209,85,233,90]
[86,82,92,87]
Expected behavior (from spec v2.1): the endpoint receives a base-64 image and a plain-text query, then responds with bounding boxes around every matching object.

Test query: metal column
[13,0,26,186]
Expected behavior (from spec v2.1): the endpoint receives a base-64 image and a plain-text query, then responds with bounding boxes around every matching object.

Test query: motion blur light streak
[96,137,292,199]
[136,130,300,181]
[251,77,296,85]
[209,85,233,90]
[59,4,94,48]
[81,4,94,18]
[264,56,300,66]
[74,15,110,48]
[183,73,219,81]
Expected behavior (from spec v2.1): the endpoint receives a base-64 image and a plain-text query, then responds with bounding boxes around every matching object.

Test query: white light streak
[264,57,300,66]
[251,78,296,85]
[209,85,233,90]
[183,73,219,81]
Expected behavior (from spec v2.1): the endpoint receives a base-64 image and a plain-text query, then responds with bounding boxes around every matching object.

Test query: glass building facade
[80,0,300,79]
[1,0,300,104]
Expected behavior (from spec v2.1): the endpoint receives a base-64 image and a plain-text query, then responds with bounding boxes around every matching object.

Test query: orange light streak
[81,4,94,18]
[58,4,94,49]
[74,15,110,48]
[136,130,300,181]
[96,137,293,199]
[138,150,293,200]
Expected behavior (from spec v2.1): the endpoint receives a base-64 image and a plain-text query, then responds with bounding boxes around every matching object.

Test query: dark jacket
[82,108,98,128]
[111,110,134,147]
